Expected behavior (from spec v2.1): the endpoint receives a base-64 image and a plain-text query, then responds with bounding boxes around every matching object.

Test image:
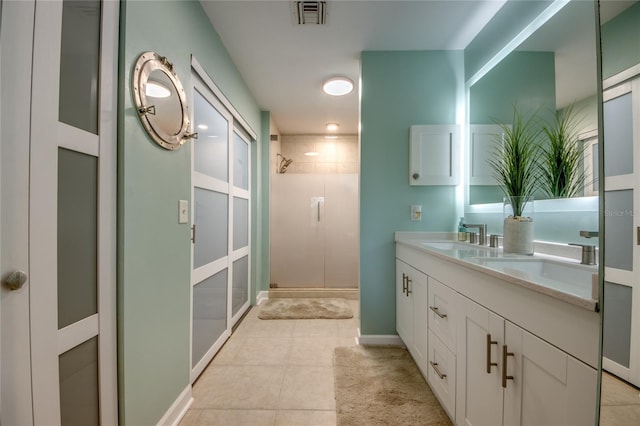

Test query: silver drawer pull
[429,306,447,319]
[429,361,447,379]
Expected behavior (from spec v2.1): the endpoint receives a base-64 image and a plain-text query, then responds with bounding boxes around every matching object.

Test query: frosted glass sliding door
[190,76,251,382]
[602,76,640,387]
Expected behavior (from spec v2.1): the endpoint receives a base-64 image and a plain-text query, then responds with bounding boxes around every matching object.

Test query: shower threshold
[268,287,358,300]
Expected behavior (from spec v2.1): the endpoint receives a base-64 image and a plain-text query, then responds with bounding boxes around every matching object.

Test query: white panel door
[1,0,118,423]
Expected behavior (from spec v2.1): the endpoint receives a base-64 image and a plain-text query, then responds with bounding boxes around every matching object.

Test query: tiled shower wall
[274,134,358,174]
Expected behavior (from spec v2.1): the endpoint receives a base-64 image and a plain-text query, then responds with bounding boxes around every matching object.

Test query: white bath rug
[258,298,353,320]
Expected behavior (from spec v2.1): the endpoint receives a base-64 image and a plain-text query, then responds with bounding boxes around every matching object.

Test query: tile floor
[600,372,640,425]
[179,299,360,426]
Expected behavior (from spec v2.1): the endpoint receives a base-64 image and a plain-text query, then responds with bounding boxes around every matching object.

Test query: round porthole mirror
[132,52,193,150]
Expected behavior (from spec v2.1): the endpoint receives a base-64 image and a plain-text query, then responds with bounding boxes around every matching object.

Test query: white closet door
[270,174,325,287]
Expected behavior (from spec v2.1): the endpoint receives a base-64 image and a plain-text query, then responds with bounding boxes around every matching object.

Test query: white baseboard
[157,385,193,426]
[256,290,269,305]
[356,328,405,346]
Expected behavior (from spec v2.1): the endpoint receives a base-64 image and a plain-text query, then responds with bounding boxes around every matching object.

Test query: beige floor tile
[192,365,285,409]
[274,410,336,426]
[292,319,339,338]
[277,366,336,410]
[210,337,244,365]
[600,404,640,426]
[178,409,202,426]
[231,337,293,366]
[233,318,296,338]
[337,318,360,338]
[289,337,340,366]
[601,373,640,406]
[196,409,276,426]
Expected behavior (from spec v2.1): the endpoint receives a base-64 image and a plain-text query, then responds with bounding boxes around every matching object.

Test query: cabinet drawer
[428,277,458,352]
[427,330,456,421]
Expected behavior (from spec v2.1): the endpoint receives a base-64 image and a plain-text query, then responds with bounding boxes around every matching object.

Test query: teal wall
[360,51,463,335]
[118,1,261,424]
[601,1,640,79]
[470,51,555,124]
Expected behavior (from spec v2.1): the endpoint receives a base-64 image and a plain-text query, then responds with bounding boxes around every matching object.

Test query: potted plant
[539,104,586,199]
[488,107,541,254]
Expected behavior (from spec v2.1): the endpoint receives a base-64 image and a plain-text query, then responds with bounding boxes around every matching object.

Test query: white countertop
[395,232,599,311]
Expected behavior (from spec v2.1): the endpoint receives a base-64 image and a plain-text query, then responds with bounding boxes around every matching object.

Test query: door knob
[3,270,28,291]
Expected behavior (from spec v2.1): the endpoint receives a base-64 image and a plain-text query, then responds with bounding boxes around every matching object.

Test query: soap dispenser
[457,217,467,241]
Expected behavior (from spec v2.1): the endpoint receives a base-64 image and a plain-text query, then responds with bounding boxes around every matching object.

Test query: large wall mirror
[467,0,598,206]
[463,0,600,246]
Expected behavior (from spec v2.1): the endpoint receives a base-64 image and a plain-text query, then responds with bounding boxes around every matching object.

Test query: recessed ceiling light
[305,151,320,157]
[145,81,171,98]
[197,124,209,130]
[326,123,339,131]
[323,77,354,96]
[325,135,338,139]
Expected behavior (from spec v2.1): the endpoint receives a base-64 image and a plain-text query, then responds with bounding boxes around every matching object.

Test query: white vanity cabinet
[395,239,600,426]
[396,259,428,375]
[457,297,598,426]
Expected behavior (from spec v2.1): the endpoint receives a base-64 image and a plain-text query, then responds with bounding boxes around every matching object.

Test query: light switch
[411,205,422,221]
[179,200,189,224]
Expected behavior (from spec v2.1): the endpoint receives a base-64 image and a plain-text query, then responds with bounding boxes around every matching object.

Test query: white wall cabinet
[409,125,460,186]
[395,242,599,425]
[396,259,428,375]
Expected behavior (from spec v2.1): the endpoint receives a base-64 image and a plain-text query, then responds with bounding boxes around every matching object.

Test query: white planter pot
[503,216,534,255]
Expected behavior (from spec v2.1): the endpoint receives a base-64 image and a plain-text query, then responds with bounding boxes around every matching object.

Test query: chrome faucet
[570,230,599,265]
[463,223,487,245]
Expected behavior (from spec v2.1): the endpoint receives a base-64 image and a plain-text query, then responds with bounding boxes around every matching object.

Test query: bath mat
[333,345,452,426]
[258,298,353,320]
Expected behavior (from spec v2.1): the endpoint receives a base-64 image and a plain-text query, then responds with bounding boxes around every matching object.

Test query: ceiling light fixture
[324,135,338,139]
[322,77,354,96]
[326,123,339,131]
[304,151,320,157]
[197,124,209,130]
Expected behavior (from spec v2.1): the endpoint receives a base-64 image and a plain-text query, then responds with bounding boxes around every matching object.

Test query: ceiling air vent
[293,1,327,25]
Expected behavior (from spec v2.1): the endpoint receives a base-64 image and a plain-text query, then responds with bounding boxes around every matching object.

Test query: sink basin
[474,258,598,300]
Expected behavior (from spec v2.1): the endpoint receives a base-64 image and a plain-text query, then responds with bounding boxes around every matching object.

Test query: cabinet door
[409,124,459,185]
[502,322,598,426]
[412,271,429,375]
[396,260,414,348]
[456,298,504,426]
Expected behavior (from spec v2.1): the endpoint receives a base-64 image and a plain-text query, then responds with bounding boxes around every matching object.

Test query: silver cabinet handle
[317,201,320,222]
[3,270,28,291]
[402,273,407,294]
[502,344,514,388]
[429,306,447,319]
[430,361,447,379]
[405,277,412,296]
[486,334,498,373]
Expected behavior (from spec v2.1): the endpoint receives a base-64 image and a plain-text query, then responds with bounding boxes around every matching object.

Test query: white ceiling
[200,0,634,136]
[201,0,506,135]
